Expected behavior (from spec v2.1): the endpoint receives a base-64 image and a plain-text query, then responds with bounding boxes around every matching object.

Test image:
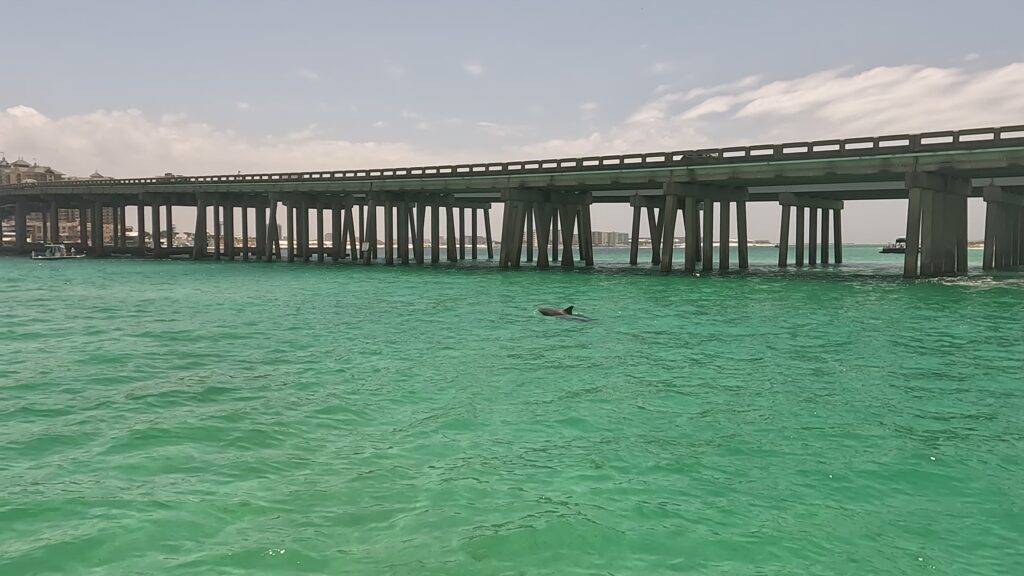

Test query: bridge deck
[3,125,1024,203]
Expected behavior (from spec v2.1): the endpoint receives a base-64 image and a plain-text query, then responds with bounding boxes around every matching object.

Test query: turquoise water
[1,246,1022,575]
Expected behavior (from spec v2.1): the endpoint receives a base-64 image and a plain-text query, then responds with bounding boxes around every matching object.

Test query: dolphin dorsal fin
[563,306,574,315]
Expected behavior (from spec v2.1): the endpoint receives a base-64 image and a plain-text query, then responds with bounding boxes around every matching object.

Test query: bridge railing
[3,125,1024,191]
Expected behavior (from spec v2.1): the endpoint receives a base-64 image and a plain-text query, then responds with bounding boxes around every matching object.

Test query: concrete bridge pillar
[445,201,458,262]
[660,183,749,273]
[135,201,146,257]
[903,173,970,278]
[415,200,427,264]
[484,207,494,259]
[778,194,844,268]
[362,195,377,264]
[471,208,479,260]
[430,201,440,263]
[78,206,89,252]
[264,195,280,261]
[224,201,236,260]
[165,204,174,249]
[501,190,590,270]
[255,202,267,261]
[242,205,251,261]
[48,200,60,244]
[193,194,208,259]
[14,199,27,251]
[982,185,1024,270]
[89,201,105,256]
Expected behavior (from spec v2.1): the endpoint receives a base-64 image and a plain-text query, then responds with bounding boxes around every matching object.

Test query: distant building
[0,156,65,184]
[1,156,118,242]
[591,231,630,246]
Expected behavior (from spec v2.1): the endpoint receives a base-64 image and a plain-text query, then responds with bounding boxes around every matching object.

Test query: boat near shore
[880,238,907,254]
[31,244,86,260]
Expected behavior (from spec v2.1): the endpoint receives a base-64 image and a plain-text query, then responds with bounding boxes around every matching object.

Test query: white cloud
[462,62,484,76]
[0,105,444,177]
[475,121,528,138]
[648,61,673,75]
[297,67,321,81]
[963,52,981,62]
[579,101,599,118]
[515,62,1024,157]
[4,62,1023,181]
[372,120,387,128]
[235,101,253,112]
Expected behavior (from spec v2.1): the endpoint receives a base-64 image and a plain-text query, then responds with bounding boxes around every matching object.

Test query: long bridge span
[2,125,1023,277]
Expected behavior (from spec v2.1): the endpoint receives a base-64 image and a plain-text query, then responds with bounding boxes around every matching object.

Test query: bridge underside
[3,126,1024,276]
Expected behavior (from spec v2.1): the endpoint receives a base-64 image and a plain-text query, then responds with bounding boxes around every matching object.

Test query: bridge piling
[383,200,394,265]
[904,173,969,277]
[535,203,552,270]
[415,202,427,264]
[702,199,714,271]
[551,207,559,262]
[459,207,466,260]
[628,199,641,265]
[719,201,731,271]
[794,207,805,266]
[821,208,830,266]
[471,208,478,260]
[166,204,174,250]
[982,185,1024,269]
[193,194,208,259]
[484,208,494,259]
[430,203,440,263]
[135,202,146,257]
[445,203,458,262]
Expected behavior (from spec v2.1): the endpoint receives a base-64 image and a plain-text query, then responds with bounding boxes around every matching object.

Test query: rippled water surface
[1,247,1022,575]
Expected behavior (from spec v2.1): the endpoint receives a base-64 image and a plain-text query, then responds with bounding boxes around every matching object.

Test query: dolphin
[538,306,591,321]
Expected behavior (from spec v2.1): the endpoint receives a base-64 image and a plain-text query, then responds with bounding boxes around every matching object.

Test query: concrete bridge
[2,125,1023,277]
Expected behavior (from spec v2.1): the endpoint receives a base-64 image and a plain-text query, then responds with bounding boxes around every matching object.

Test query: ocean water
[1,246,1022,575]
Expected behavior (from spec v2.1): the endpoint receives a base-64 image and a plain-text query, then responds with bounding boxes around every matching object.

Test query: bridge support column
[193,194,208,259]
[149,201,161,256]
[550,207,559,262]
[820,208,830,266]
[982,185,1024,270]
[719,200,731,271]
[445,202,458,262]
[430,202,440,263]
[78,206,89,253]
[383,199,394,265]
[225,202,236,260]
[833,209,843,264]
[165,204,174,249]
[89,202,105,256]
[661,183,748,273]
[331,202,342,262]
[14,200,27,251]
[362,196,377,264]
[534,203,552,270]
[241,206,251,261]
[779,194,843,269]
[459,207,467,260]
[628,201,641,265]
[794,207,805,266]
[415,201,426,264]
[255,202,267,261]
[213,204,223,260]
[109,206,118,248]
[345,200,358,262]
[470,208,479,260]
[265,196,279,261]
[135,202,146,257]
[398,199,410,265]
[778,205,791,267]
[48,200,60,244]
[579,204,594,266]
[647,205,662,266]
[904,173,969,278]
[484,208,494,259]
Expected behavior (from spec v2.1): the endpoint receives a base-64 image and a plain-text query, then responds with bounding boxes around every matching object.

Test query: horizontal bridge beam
[778,192,844,210]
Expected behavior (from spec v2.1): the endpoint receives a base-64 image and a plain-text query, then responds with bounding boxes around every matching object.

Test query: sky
[2,0,1024,242]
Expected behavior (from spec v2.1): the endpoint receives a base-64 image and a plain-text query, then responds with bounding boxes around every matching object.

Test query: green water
[1,247,1022,575]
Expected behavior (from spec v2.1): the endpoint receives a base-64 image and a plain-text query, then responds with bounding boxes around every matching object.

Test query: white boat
[31,244,86,260]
